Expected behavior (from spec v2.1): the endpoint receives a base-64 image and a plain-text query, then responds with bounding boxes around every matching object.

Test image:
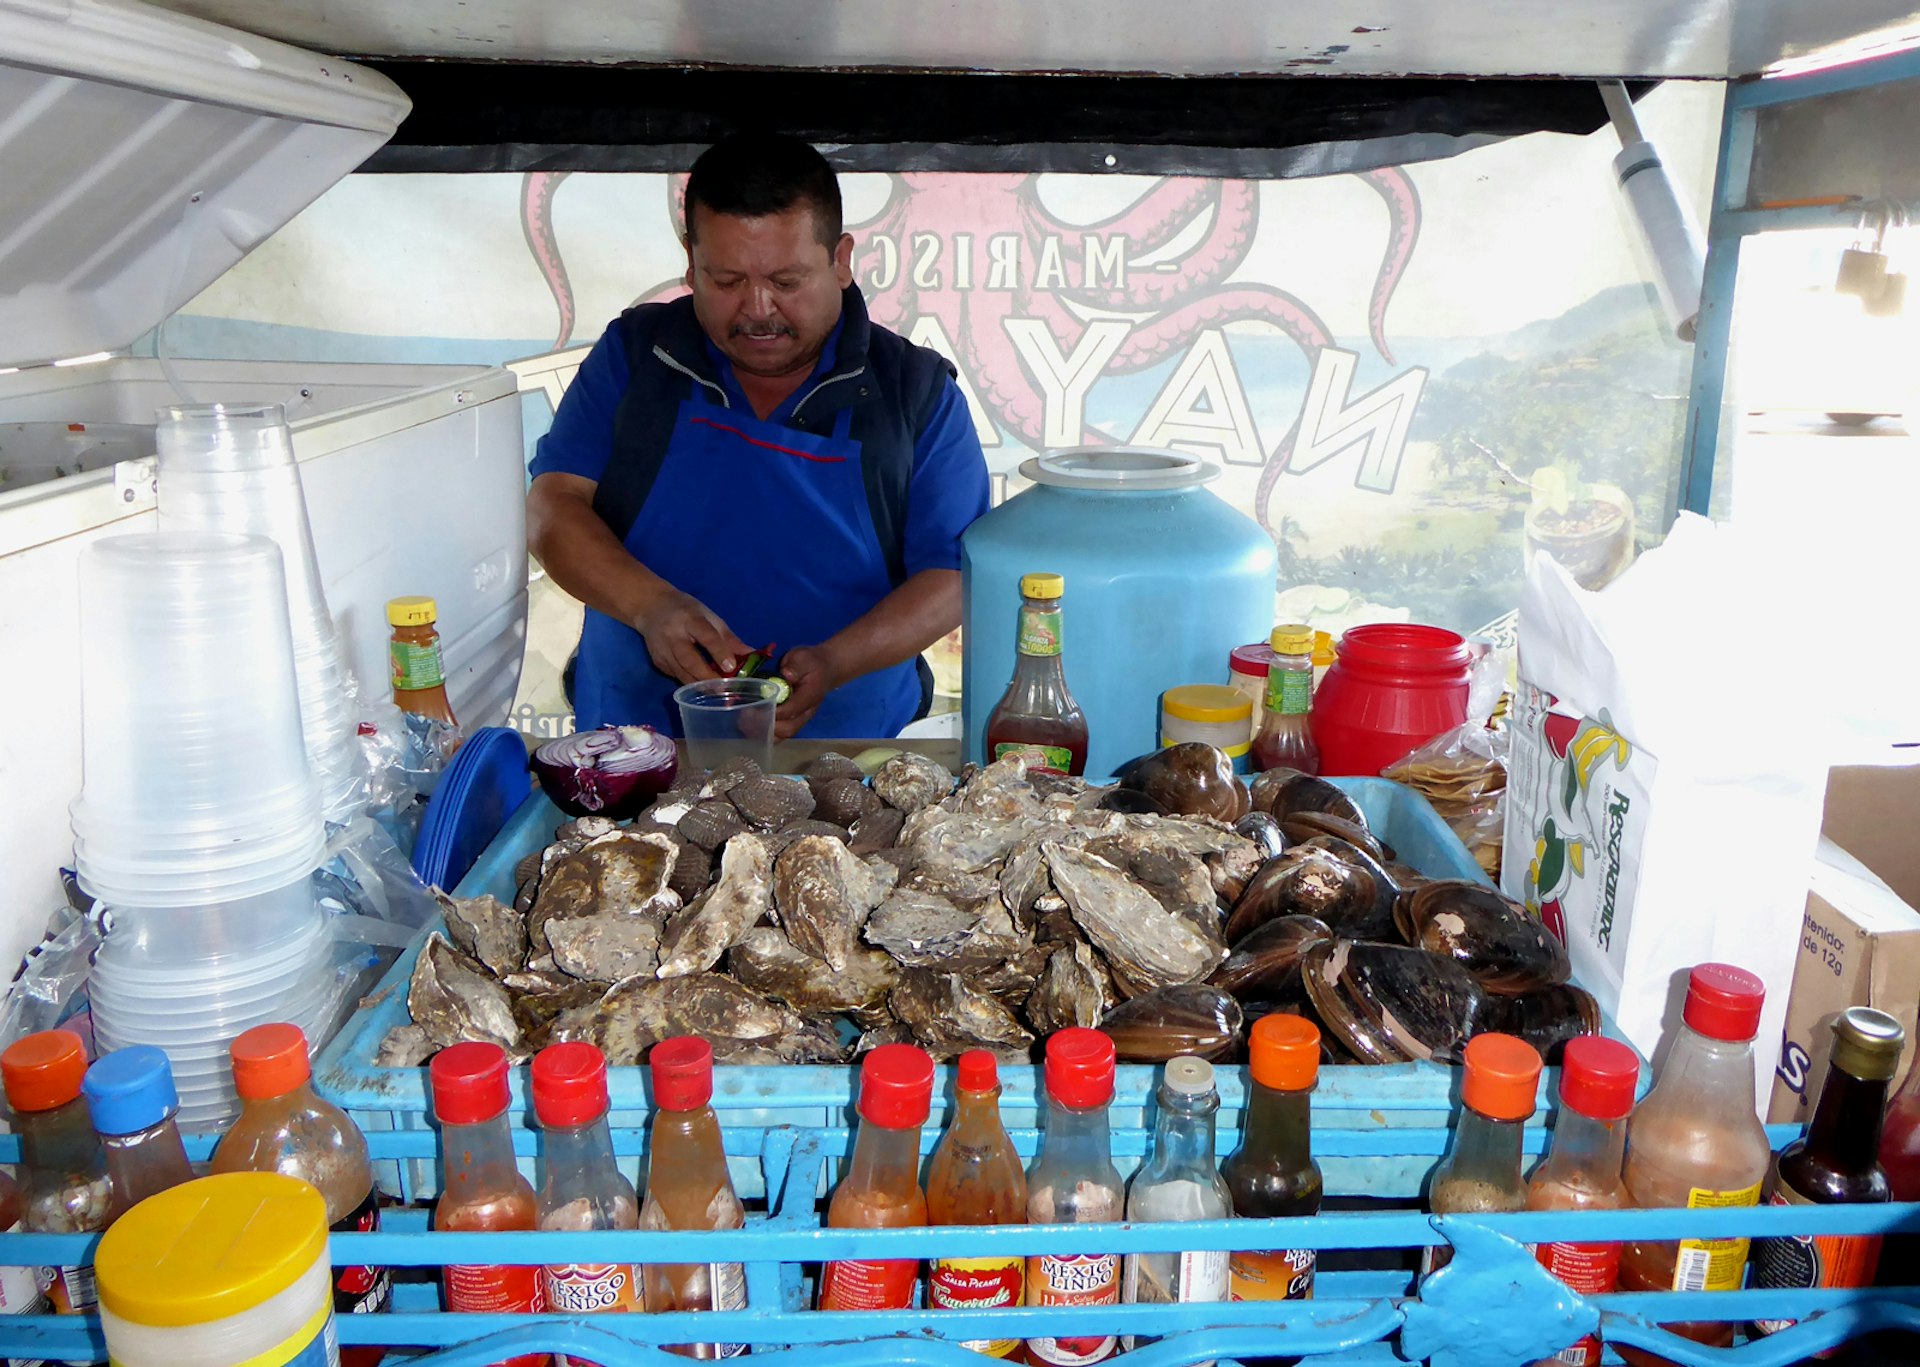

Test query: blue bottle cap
[82,1046,179,1137]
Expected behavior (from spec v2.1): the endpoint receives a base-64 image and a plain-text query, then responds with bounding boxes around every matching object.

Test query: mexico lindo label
[1025,1253,1120,1365]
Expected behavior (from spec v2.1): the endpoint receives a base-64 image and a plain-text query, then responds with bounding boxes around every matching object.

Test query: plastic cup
[673,678,780,772]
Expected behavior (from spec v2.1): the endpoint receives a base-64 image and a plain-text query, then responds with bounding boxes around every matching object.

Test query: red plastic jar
[1310,624,1472,776]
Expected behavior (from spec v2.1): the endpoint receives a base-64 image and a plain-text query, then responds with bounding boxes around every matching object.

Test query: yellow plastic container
[1160,684,1254,770]
[95,1172,336,1367]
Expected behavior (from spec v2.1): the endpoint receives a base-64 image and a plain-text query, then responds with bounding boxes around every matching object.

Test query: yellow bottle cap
[1312,630,1337,666]
[1269,624,1313,655]
[1020,573,1064,600]
[387,595,438,627]
[1162,684,1253,724]
[95,1173,328,1328]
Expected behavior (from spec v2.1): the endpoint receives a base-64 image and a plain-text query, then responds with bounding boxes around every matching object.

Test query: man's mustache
[732,323,796,339]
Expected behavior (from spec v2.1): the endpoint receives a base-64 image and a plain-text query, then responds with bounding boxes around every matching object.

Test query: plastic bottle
[983,573,1089,777]
[1310,632,1336,693]
[1,1030,109,1331]
[1750,1006,1905,1339]
[1123,1057,1232,1357]
[387,595,464,769]
[927,1050,1029,1358]
[819,1043,934,1312]
[429,1042,544,1367]
[1223,1015,1324,1315]
[1024,1028,1125,1367]
[1616,964,1772,1364]
[80,1047,195,1225]
[641,1037,748,1359]
[532,1042,640,1350]
[1423,1034,1542,1277]
[210,1023,389,1367]
[1251,626,1319,775]
[1525,1036,1640,1367]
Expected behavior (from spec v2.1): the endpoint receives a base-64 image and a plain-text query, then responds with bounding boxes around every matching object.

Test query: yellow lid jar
[1159,684,1255,772]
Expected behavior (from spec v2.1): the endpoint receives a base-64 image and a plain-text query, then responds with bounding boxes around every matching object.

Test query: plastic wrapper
[1382,646,1511,878]
[357,697,424,857]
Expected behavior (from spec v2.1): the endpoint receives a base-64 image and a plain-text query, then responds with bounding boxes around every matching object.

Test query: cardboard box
[1768,764,1920,1123]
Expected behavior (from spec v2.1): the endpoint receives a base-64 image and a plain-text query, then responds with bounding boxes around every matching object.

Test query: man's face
[685,203,854,382]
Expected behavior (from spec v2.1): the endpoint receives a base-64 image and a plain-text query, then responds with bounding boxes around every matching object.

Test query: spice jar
[1311,624,1472,777]
[1227,643,1275,744]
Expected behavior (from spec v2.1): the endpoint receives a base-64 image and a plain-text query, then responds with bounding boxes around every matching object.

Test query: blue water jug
[961,449,1277,779]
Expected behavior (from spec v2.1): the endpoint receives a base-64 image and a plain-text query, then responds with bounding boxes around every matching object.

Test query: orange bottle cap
[1,1029,88,1112]
[1460,1033,1543,1122]
[1248,1014,1320,1091]
[229,1024,312,1100]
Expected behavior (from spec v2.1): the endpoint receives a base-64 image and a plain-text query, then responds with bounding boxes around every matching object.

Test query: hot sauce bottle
[1023,1028,1125,1367]
[430,1042,544,1367]
[819,1044,935,1312]
[983,573,1089,777]
[927,1050,1029,1358]
[2,1030,109,1330]
[1251,626,1320,775]
[1223,1014,1324,1326]
[1749,1006,1905,1342]
[1525,1035,1640,1367]
[1616,964,1772,1365]
[1423,1034,1542,1277]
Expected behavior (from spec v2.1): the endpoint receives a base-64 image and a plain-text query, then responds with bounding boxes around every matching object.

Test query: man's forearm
[817,569,962,680]
[527,476,671,627]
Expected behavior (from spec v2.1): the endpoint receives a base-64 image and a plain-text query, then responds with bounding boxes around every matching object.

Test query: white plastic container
[1159,684,1255,771]
[96,1173,336,1367]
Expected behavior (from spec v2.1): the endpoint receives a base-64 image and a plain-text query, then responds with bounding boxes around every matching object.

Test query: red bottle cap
[956,1050,999,1094]
[1230,643,1275,679]
[229,1024,312,1100]
[531,1041,610,1128]
[1461,1033,1543,1122]
[1,1029,88,1113]
[857,1043,935,1129]
[1682,963,1765,1042]
[429,1041,512,1126]
[1556,1036,1640,1121]
[1045,1028,1116,1110]
[650,1036,714,1111]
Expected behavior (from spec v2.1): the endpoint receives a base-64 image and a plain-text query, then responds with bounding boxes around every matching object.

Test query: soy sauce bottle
[1223,1014,1324,1317]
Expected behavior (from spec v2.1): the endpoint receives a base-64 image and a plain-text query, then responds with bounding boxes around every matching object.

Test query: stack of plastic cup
[156,403,365,825]
[70,531,331,1127]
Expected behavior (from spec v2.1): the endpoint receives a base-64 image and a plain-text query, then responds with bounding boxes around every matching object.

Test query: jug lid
[1018,446,1219,492]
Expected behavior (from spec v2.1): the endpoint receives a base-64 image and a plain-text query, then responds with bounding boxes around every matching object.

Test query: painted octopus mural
[519,166,1422,536]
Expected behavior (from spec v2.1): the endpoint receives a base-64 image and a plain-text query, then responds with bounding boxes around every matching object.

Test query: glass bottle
[0,1030,106,1332]
[430,1042,544,1367]
[211,1024,389,1367]
[927,1050,1029,1359]
[819,1044,934,1312]
[983,573,1089,777]
[388,594,464,769]
[1024,1028,1125,1367]
[1223,1015,1324,1313]
[1750,1006,1904,1339]
[1123,1057,1232,1356]
[641,1037,748,1359]
[1423,1033,1542,1277]
[1876,1015,1920,1290]
[80,1046,194,1224]
[1526,1036,1640,1367]
[532,1041,641,1355]
[1251,625,1319,775]
[1616,964,1772,1365]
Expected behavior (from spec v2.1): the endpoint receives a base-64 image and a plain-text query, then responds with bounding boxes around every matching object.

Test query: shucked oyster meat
[1044,841,1226,996]
[772,835,889,972]
[408,933,519,1052]
[657,833,774,978]
[728,926,901,1019]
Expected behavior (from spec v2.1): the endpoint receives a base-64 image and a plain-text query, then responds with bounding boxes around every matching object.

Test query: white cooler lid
[0,0,409,369]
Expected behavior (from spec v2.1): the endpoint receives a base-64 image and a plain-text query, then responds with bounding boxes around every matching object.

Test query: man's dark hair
[684,132,843,248]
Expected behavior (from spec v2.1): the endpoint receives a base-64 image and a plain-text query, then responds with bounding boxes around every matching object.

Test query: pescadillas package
[1501,515,1829,1111]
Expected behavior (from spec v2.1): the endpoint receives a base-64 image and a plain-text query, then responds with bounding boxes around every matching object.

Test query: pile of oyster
[381,742,1596,1070]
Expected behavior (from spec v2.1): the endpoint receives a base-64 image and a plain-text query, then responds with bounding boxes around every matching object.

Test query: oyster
[556,971,807,1065]
[528,829,680,952]
[849,806,905,854]
[998,838,1055,930]
[438,891,528,978]
[1088,837,1223,949]
[1099,984,1243,1061]
[1044,842,1226,996]
[954,755,1045,821]
[728,774,818,830]
[974,943,1050,1005]
[678,799,751,851]
[408,933,518,1051]
[864,891,982,967]
[375,1024,435,1068]
[1114,743,1241,822]
[656,833,774,978]
[502,969,580,995]
[1250,769,1367,828]
[1303,939,1486,1064]
[763,819,853,858]
[900,860,1003,917]
[1207,914,1334,1000]
[1224,848,1385,944]
[854,1021,914,1055]
[728,926,901,1017]
[548,915,663,983]
[891,971,1034,1058]
[511,979,604,1054]
[773,835,889,971]
[1483,983,1602,1062]
[1025,942,1114,1034]
[912,814,1038,873]
[872,753,956,814]
[1400,881,1571,994]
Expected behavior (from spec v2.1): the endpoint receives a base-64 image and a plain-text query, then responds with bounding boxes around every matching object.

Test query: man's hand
[775,644,845,740]
[632,589,752,685]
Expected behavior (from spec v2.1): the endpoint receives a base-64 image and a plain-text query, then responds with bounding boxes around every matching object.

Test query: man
[528,132,990,739]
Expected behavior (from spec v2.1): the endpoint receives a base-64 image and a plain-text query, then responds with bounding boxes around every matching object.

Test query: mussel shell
[1404,881,1572,995]
[1115,743,1242,822]
[1304,939,1486,1064]
[1098,983,1243,1062]
[1232,812,1288,862]
[1207,914,1334,1000]
[1096,787,1166,816]
[1482,983,1603,1063]
[1281,813,1392,864]
[1294,835,1405,942]
[1224,849,1380,944]
[1250,769,1368,829]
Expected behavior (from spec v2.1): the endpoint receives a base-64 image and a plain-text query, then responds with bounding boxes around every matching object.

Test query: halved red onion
[531,724,678,819]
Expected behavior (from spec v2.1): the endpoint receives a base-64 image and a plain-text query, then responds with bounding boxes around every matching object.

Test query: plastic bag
[357,697,425,857]
[1382,644,1511,878]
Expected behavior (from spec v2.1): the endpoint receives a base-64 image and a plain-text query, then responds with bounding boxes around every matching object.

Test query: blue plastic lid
[82,1046,179,1136]
[412,727,532,891]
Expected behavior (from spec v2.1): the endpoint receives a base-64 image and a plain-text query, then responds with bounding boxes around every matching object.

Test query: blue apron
[572,395,921,738]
